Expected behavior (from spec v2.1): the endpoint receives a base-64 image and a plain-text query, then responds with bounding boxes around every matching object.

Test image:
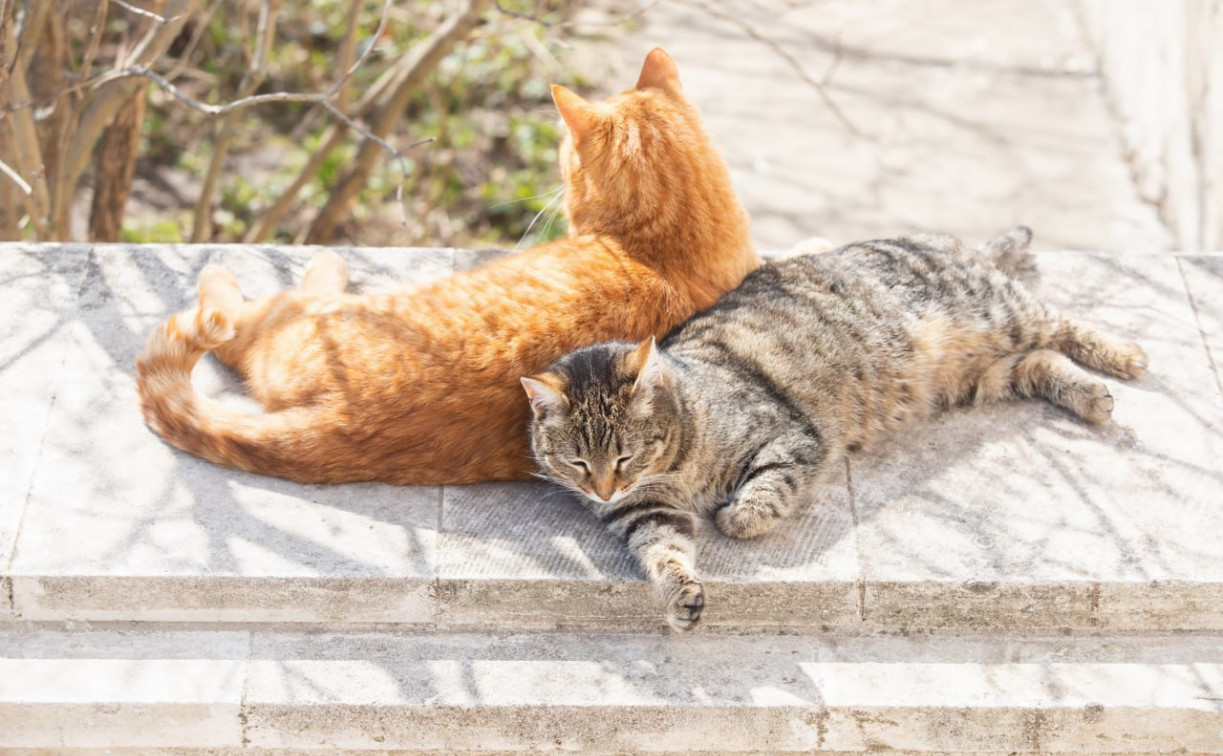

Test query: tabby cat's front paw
[664,579,705,631]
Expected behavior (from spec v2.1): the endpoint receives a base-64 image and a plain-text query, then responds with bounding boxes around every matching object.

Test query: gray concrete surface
[0,243,1220,636]
[606,0,1173,252]
[2,627,1222,752]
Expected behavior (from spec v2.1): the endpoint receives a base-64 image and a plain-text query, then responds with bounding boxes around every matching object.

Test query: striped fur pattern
[523,228,1148,630]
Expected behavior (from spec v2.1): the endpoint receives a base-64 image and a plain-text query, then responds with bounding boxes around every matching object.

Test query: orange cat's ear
[635,47,682,97]
[522,374,568,421]
[628,337,667,396]
[551,85,598,145]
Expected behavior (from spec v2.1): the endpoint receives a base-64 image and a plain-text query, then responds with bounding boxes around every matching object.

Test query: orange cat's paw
[199,263,239,290]
[664,579,705,631]
[301,250,349,294]
[197,263,243,318]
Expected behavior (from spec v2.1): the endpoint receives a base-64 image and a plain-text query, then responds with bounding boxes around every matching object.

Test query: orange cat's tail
[135,306,320,479]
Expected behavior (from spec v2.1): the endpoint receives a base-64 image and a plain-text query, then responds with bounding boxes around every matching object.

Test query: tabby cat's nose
[593,479,615,501]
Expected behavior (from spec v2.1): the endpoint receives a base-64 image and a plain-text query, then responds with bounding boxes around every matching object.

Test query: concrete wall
[1077,0,1223,249]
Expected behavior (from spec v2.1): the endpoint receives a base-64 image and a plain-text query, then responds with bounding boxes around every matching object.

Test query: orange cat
[136,49,760,485]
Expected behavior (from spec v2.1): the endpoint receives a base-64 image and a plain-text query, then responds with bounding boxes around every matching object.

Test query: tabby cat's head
[522,339,682,505]
[553,48,742,242]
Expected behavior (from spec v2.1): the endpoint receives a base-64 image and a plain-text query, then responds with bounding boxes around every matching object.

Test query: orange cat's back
[135,49,760,485]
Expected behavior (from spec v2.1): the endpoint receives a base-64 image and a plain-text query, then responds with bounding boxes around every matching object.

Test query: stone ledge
[0,244,1220,633]
[1,627,1221,753]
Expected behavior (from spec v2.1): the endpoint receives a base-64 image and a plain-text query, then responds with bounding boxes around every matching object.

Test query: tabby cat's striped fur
[522,228,1147,630]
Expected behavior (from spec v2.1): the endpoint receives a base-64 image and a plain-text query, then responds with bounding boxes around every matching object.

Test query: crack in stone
[1176,256,1223,399]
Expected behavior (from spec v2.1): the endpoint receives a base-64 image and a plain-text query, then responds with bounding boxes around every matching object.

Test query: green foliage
[122,218,185,244]
[121,0,583,246]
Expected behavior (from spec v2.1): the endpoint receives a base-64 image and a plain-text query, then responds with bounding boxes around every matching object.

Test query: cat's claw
[1118,342,1148,380]
[665,579,705,631]
[1078,382,1115,424]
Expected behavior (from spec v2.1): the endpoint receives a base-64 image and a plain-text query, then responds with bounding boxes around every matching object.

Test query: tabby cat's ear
[635,47,682,97]
[521,374,568,421]
[628,337,667,398]
[551,85,598,145]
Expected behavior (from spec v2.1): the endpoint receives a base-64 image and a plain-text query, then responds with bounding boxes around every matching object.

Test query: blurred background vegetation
[0,0,627,248]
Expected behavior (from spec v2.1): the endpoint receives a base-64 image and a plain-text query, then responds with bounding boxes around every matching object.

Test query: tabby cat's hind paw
[1075,381,1115,424]
[664,579,705,631]
[1114,342,1149,380]
[715,497,783,540]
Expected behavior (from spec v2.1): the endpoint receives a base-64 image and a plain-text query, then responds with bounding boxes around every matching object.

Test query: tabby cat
[136,48,759,484]
[522,228,1147,629]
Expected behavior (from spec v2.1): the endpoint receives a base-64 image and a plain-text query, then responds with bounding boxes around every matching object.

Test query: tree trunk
[88,88,148,242]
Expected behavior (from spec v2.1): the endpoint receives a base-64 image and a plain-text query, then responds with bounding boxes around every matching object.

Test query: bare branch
[91,41,432,242]
[243,123,347,243]
[322,100,433,162]
[494,0,554,26]
[3,2,53,235]
[110,66,338,115]
[102,67,422,159]
[162,0,222,82]
[335,0,365,112]
[42,9,76,238]
[79,0,111,83]
[191,0,283,242]
[0,0,15,73]
[326,0,394,100]
[63,0,201,198]
[111,0,168,23]
[495,0,661,35]
[11,0,51,74]
[88,87,146,241]
[0,153,30,194]
[305,0,492,244]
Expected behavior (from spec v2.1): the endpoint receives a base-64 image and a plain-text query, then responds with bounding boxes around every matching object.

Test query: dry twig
[191,0,283,241]
[305,0,491,243]
[0,154,30,194]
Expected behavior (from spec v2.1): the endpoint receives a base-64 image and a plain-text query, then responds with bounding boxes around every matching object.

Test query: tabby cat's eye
[569,459,590,475]
[615,455,634,471]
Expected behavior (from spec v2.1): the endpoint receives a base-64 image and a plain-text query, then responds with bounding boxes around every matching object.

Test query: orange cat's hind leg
[300,250,349,295]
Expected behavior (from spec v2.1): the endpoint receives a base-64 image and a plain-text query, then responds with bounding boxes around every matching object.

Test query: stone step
[2,244,1222,634]
[2,627,1221,753]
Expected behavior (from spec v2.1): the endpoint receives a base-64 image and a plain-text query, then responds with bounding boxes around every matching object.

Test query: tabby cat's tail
[978,225,1036,280]
[135,306,324,480]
